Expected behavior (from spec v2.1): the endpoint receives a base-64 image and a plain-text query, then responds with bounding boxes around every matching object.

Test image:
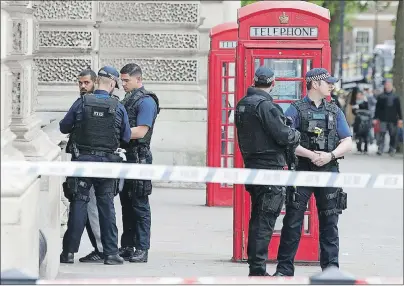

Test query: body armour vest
[235,91,287,164]
[72,94,120,152]
[121,87,160,147]
[292,99,339,153]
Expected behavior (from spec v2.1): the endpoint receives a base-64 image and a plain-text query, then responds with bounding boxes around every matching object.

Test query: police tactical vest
[121,87,160,147]
[292,99,339,152]
[72,94,120,152]
[236,92,287,158]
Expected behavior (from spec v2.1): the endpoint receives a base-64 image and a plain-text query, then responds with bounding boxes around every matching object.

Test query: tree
[393,0,403,117]
[240,0,368,74]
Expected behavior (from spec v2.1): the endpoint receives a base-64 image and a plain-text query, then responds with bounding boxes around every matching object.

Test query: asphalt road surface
[56,148,403,280]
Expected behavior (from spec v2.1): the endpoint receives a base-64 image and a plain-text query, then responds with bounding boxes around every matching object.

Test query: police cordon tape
[1,160,403,189]
[16,276,404,285]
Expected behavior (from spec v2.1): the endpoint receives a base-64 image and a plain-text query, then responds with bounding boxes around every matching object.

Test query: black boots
[129,250,148,263]
[60,252,74,264]
[104,254,124,265]
[119,246,135,261]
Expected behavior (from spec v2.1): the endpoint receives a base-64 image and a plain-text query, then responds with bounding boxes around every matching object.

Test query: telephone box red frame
[206,22,238,207]
[233,1,331,263]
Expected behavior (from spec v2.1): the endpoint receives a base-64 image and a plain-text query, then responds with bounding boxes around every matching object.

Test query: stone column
[3,1,62,279]
[223,0,241,22]
[1,2,41,278]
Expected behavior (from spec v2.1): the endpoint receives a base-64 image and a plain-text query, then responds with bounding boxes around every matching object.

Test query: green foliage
[241,0,258,7]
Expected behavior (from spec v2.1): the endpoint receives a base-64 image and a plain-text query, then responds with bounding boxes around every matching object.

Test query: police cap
[254,66,275,86]
[98,66,120,88]
[306,68,338,84]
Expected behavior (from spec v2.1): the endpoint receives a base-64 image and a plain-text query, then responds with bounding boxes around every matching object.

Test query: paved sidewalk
[56,151,403,280]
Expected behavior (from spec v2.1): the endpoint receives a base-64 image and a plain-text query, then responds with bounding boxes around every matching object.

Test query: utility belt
[285,187,347,214]
[78,149,123,162]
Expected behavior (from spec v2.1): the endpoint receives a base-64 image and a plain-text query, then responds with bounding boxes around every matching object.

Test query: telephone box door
[234,48,322,263]
[207,23,238,207]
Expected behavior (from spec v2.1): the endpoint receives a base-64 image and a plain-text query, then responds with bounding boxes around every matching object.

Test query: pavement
[56,145,403,280]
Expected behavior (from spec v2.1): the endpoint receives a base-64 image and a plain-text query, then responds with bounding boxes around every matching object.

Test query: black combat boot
[119,246,135,261]
[248,272,271,276]
[104,254,124,265]
[129,250,148,263]
[60,252,74,264]
[272,271,288,276]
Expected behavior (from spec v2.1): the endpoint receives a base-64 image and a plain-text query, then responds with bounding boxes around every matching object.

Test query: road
[56,148,403,280]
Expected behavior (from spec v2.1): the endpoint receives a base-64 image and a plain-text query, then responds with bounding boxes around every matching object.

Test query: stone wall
[1,0,62,279]
[34,1,241,181]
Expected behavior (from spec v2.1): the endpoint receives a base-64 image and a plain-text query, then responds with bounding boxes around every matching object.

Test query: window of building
[353,28,374,54]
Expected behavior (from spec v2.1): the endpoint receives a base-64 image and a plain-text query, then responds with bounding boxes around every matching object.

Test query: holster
[336,188,347,211]
[62,177,77,202]
[135,146,152,196]
[261,186,286,215]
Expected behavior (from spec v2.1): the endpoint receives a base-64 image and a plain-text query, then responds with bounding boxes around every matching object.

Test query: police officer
[273,68,353,276]
[63,68,106,263]
[235,66,301,276]
[118,63,159,263]
[59,66,131,265]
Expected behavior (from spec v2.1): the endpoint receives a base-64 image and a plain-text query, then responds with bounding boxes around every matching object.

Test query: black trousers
[276,167,340,276]
[119,151,152,250]
[377,121,398,153]
[62,155,119,256]
[246,184,285,275]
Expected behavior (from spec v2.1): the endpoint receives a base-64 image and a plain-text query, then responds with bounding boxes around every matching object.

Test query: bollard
[309,266,357,285]
[39,229,47,267]
[0,269,37,285]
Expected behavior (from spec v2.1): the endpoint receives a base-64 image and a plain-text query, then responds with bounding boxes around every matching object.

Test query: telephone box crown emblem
[279,12,289,24]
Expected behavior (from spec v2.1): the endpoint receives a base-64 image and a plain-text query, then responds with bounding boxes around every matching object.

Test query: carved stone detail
[99,2,199,24]
[39,30,93,48]
[32,20,40,53]
[99,32,198,50]
[33,1,93,21]
[4,1,29,7]
[31,62,39,114]
[12,72,22,115]
[34,58,92,83]
[100,58,198,83]
[12,20,24,54]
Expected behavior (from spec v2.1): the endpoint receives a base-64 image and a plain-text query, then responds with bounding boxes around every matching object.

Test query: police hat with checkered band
[98,66,120,88]
[254,66,275,86]
[306,68,338,84]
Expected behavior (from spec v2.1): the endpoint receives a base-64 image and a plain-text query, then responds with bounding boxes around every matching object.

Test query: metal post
[338,0,345,82]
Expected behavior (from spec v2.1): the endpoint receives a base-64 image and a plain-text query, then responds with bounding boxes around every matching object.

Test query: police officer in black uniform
[274,68,353,276]
[59,66,131,265]
[118,63,160,263]
[235,66,301,276]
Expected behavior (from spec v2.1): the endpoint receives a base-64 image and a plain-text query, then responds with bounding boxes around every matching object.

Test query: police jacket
[235,87,299,169]
[292,99,339,166]
[121,86,160,148]
[70,93,123,153]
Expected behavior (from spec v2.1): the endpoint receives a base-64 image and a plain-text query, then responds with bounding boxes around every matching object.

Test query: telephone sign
[250,26,319,38]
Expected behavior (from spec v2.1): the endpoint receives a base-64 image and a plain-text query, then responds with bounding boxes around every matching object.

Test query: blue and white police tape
[1,160,402,189]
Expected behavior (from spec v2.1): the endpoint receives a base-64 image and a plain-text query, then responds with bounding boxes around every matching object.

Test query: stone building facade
[1,0,240,279]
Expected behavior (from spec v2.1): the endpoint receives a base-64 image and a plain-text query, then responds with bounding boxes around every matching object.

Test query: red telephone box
[206,22,238,207]
[233,1,331,263]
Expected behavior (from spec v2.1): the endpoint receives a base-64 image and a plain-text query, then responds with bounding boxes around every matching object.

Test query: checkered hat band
[306,73,331,82]
[254,75,275,83]
[99,70,117,81]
